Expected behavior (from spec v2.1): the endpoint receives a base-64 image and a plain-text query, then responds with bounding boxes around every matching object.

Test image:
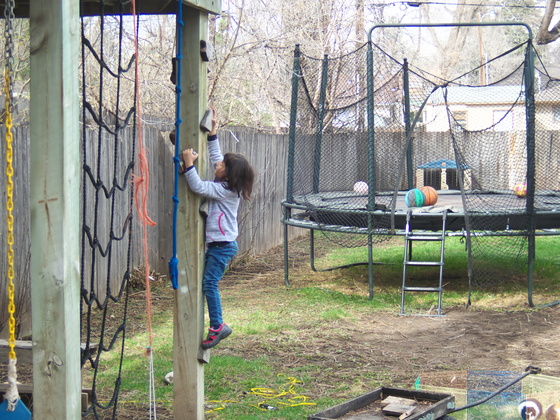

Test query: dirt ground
[225,237,560,384]
[236,304,560,385]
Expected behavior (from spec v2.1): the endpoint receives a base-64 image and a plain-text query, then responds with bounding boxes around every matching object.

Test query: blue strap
[169,0,184,290]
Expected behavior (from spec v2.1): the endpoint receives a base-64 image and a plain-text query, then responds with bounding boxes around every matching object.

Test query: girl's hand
[181,148,198,168]
[209,108,217,136]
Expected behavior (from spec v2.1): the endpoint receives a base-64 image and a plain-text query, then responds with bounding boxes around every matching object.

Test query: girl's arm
[208,108,217,136]
[182,145,228,200]
[207,108,224,165]
[184,167,229,200]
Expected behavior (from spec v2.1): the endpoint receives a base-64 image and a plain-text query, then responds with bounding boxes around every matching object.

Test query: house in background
[535,74,560,130]
[418,85,526,132]
[414,70,560,133]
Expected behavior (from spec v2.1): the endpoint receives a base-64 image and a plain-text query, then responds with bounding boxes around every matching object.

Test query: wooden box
[309,387,455,420]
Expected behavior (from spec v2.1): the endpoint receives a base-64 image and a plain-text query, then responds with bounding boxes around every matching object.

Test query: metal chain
[4,0,16,361]
[4,0,14,108]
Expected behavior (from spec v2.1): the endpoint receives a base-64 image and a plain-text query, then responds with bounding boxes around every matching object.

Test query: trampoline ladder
[400,209,448,316]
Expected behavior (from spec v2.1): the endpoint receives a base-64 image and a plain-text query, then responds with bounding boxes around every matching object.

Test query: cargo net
[289,34,560,287]
[80,10,137,419]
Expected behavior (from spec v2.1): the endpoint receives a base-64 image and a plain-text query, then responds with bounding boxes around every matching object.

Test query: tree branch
[536,0,560,45]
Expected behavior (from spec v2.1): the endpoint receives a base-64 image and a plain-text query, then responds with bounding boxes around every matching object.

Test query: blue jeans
[203,241,238,328]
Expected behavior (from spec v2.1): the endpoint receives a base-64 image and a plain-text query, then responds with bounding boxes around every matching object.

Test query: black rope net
[80,5,137,418]
[288,26,560,288]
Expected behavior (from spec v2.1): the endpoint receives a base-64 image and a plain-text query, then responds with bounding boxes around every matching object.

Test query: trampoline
[286,190,560,232]
[282,22,560,308]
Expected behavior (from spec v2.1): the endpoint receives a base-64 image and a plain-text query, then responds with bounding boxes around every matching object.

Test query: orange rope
[130,5,157,418]
[131,0,155,352]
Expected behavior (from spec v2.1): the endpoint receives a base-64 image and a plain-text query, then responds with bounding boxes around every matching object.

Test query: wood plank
[0,340,99,366]
[29,0,82,418]
[173,6,209,420]
[157,132,174,275]
[0,384,93,413]
[310,387,383,418]
[382,401,417,416]
[380,395,418,407]
[400,405,419,419]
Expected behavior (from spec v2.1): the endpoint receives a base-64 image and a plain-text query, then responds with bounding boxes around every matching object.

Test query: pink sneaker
[202,324,232,349]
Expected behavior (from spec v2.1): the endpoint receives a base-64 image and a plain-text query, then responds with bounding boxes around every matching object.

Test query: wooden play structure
[0,0,220,418]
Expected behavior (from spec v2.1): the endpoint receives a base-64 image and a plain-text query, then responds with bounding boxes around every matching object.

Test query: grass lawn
[82,234,560,419]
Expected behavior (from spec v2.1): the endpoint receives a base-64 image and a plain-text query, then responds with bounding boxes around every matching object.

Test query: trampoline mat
[292,190,560,231]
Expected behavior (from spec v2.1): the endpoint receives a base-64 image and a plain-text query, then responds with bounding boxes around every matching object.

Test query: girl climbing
[181,109,255,349]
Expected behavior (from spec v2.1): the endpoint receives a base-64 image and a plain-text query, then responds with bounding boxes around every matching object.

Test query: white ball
[353,181,368,194]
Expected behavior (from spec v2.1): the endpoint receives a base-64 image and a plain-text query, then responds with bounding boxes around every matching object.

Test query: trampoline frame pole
[366,41,376,299]
[524,39,536,307]
[403,58,414,190]
[284,44,302,287]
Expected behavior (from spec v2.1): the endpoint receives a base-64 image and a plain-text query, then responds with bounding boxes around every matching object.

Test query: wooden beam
[29,0,82,418]
[183,0,221,15]
[0,340,32,365]
[0,384,92,413]
[0,340,98,366]
[173,6,211,420]
[0,0,222,17]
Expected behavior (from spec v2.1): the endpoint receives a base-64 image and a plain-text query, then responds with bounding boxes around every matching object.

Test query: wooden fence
[1,124,559,336]
[0,125,303,338]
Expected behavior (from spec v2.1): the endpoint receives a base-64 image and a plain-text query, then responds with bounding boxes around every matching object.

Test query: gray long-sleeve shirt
[184,137,240,243]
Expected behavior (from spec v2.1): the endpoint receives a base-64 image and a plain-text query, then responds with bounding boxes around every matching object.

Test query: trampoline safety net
[285,24,560,288]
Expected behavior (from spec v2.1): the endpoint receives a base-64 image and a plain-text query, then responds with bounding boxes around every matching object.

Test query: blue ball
[405,189,425,207]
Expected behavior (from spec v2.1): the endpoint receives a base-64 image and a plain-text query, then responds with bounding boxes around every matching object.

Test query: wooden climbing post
[173,1,221,419]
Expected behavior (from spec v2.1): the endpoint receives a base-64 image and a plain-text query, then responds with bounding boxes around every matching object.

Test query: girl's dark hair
[223,153,255,200]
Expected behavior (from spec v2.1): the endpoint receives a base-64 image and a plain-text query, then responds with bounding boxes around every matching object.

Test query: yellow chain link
[4,67,17,360]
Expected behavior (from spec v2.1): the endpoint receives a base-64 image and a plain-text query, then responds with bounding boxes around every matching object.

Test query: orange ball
[420,186,438,206]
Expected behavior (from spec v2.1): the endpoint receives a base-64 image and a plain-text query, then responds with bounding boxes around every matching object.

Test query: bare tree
[536,0,560,45]
[419,1,484,80]
[206,0,395,133]
[411,1,550,83]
